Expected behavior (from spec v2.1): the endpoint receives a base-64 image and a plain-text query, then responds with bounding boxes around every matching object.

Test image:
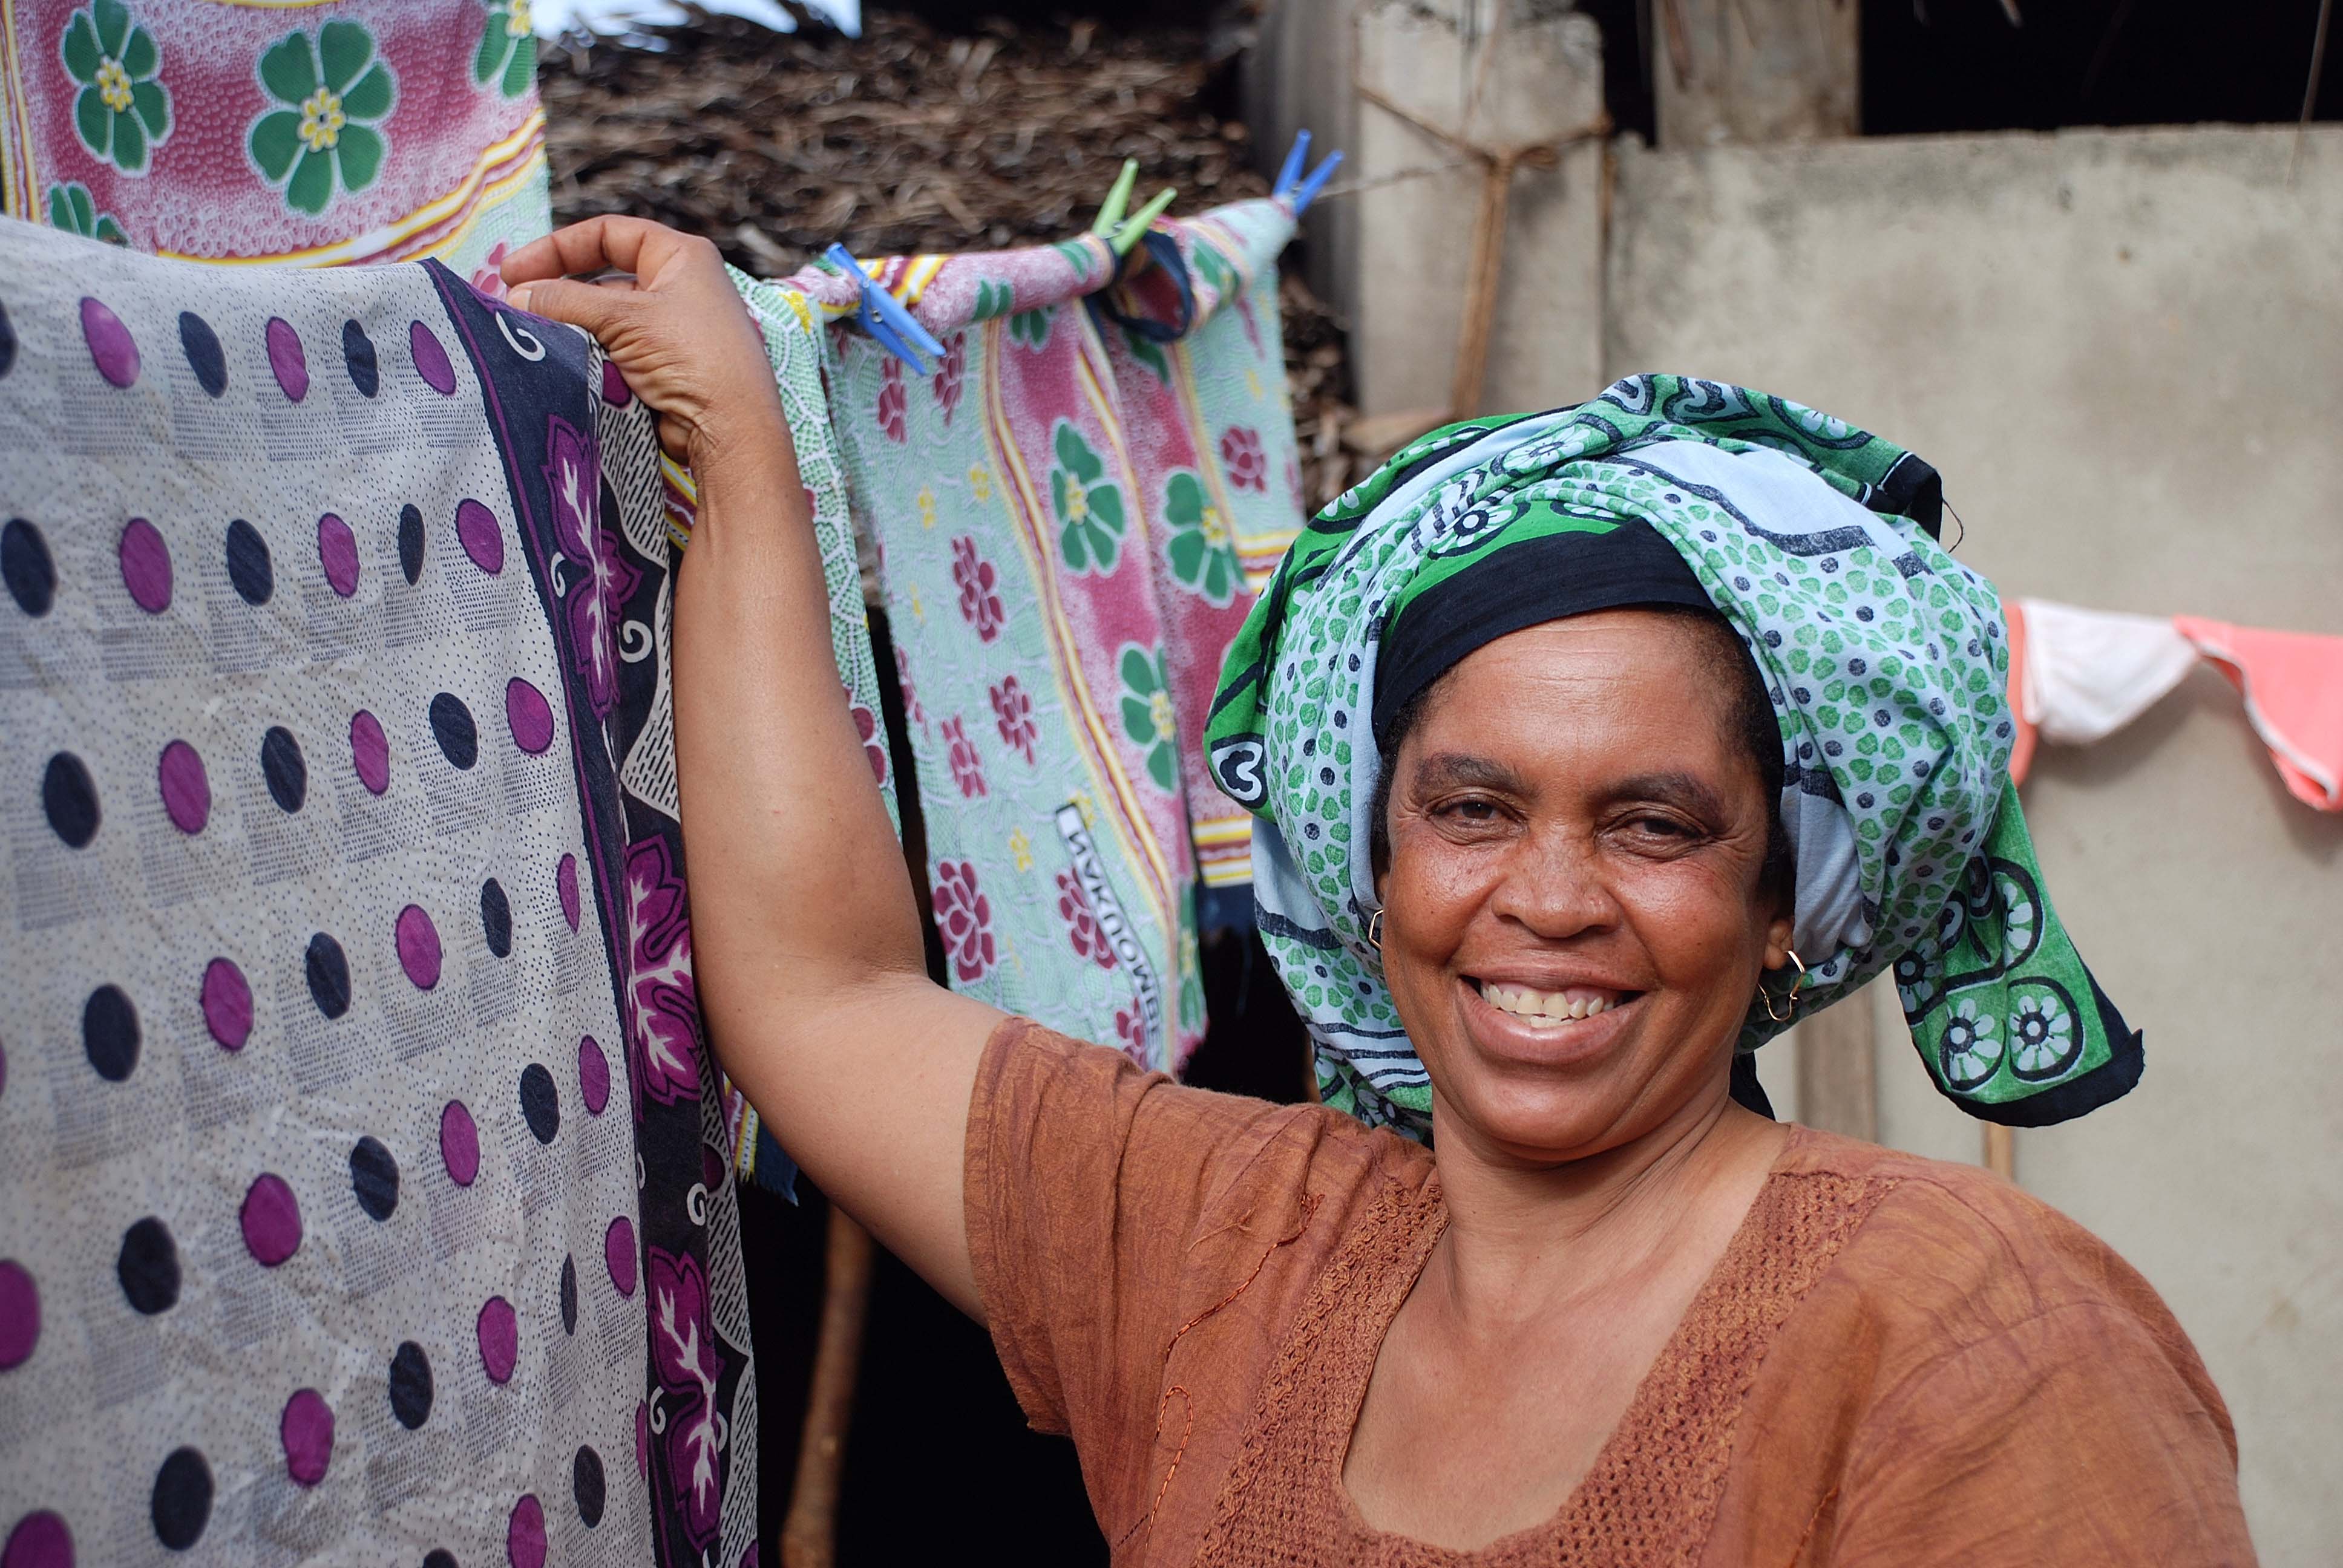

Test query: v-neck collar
[1196,1125,1892,1567]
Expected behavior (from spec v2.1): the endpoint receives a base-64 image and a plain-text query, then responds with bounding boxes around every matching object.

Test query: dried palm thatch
[539,6,1358,506]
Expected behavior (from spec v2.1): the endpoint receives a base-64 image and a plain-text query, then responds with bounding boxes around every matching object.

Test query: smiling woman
[1372,606,1794,1168]
[502,221,2253,1565]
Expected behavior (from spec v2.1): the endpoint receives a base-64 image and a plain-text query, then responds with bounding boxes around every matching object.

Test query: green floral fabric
[248,19,398,216]
[474,0,538,99]
[61,0,169,174]
[1052,419,1126,573]
[1207,374,2143,1136]
[45,181,123,244]
[1162,471,1243,606]
[1118,644,1179,792]
[10,0,549,276]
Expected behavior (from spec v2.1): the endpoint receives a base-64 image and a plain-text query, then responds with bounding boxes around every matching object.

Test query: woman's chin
[1431,1077,1642,1166]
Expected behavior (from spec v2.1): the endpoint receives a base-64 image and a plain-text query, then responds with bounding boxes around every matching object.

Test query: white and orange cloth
[2007,598,2343,810]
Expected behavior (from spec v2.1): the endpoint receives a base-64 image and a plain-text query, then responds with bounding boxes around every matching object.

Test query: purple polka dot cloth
[0,216,776,1567]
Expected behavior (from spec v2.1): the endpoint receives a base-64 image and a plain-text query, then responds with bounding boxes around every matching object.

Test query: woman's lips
[1461,976,1644,1063]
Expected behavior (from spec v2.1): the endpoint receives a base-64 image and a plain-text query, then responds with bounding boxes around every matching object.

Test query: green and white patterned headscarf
[1206,375,2141,1137]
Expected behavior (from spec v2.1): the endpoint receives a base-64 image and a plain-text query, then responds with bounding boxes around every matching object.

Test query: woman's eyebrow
[1407,751,1525,792]
[1608,771,1729,818]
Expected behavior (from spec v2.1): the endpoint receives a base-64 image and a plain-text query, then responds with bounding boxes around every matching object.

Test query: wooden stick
[1984,1124,2015,1181]
[781,1208,876,1568]
[2291,0,2335,185]
[1448,149,1519,421]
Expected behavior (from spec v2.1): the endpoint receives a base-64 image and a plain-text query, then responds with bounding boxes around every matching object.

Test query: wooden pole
[781,1209,876,1568]
[1795,991,1878,1142]
[1446,149,1519,420]
[1984,1124,2015,1181]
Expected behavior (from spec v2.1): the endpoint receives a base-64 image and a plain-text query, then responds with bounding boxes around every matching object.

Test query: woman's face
[1375,610,1793,1166]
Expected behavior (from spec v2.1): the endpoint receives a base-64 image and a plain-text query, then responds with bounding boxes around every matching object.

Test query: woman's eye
[1628,815,1692,838]
[1440,797,1499,822]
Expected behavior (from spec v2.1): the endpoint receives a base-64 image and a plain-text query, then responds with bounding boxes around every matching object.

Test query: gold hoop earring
[1365,909,1384,953]
[1760,947,1806,1024]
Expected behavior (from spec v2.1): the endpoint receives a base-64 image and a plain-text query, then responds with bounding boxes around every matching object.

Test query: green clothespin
[1090,158,1140,237]
[1110,187,1178,256]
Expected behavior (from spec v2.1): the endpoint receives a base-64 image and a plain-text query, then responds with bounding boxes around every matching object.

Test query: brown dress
[963,1019,2256,1566]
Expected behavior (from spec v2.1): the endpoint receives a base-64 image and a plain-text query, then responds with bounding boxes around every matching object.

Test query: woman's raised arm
[505,218,1004,1315]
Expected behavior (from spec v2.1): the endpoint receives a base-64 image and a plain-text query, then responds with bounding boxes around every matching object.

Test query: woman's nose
[1486,826,1620,940]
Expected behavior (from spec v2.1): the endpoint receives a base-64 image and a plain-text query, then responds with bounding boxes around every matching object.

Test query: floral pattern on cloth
[1,0,549,272]
[0,217,761,1568]
[773,213,1316,1073]
[1093,200,1303,893]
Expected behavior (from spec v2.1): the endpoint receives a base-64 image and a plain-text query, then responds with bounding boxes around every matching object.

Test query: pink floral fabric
[1,0,550,275]
[1097,201,1304,893]
[779,200,1303,1070]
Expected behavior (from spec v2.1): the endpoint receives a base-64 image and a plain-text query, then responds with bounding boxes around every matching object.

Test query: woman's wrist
[688,406,802,511]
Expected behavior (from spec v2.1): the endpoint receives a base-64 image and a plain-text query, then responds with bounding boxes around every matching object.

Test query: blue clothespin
[822,243,945,374]
[1274,130,1311,198]
[1272,129,1343,216]
[1291,149,1342,215]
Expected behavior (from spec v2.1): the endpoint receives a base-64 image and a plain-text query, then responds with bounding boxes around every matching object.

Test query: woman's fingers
[505,276,634,338]
[503,215,710,293]
[499,215,784,473]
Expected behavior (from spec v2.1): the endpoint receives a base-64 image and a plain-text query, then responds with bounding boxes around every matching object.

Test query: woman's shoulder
[1746,1127,2247,1558]
[980,1017,1436,1235]
[1772,1124,2211,1381]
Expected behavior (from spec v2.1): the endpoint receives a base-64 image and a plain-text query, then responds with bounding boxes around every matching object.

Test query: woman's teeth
[1478,980,1622,1025]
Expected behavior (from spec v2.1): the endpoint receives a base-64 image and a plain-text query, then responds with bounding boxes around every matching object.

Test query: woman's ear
[1761,911,1796,973]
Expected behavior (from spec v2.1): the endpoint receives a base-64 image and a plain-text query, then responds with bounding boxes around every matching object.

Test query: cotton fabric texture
[2009,598,2200,756]
[0,218,761,1567]
[966,1020,2254,1566]
[2,0,549,275]
[2003,599,2343,811]
[1207,376,2143,1134]
[787,200,1303,1071]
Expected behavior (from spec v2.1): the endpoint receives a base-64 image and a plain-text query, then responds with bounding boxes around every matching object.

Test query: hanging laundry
[826,233,1207,1072]
[2004,598,2343,812]
[770,203,1302,1074]
[2004,595,2038,785]
[2005,598,2200,784]
[1,0,549,276]
[2173,616,2343,811]
[1094,201,1302,905]
[0,218,781,1567]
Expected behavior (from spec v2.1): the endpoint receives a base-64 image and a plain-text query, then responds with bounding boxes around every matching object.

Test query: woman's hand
[501,216,784,471]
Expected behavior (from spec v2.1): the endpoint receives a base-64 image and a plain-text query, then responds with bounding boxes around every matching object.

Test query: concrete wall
[1614,125,2343,1565]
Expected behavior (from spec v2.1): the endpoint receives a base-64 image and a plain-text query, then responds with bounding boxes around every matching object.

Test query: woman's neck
[1421,1074,1786,1335]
